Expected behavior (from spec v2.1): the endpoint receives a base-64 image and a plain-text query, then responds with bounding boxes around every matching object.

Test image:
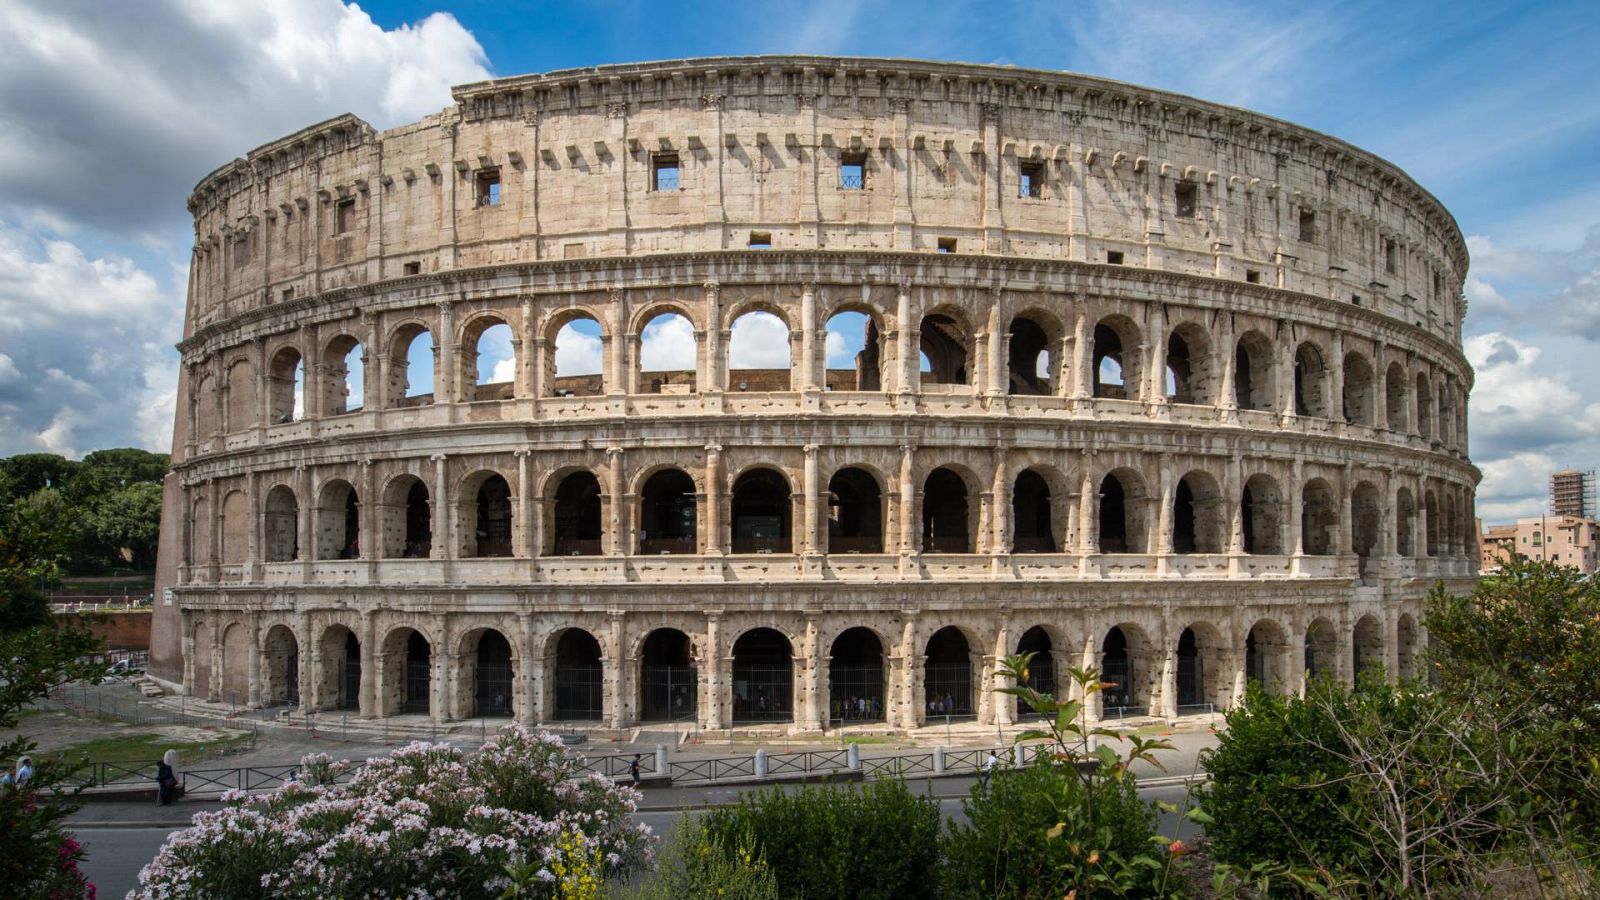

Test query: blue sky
[0,0,1596,520]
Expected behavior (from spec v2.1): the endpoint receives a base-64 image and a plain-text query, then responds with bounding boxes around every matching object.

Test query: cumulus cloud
[640,314,695,373]
[1465,332,1600,457]
[727,312,791,369]
[1476,452,1561,521]
[554,321,603,377]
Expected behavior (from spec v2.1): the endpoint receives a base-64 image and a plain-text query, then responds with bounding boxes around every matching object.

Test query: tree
[85,481,164,569]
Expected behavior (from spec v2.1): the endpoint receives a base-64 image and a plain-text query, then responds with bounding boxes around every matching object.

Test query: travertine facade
[151,56,1478,731]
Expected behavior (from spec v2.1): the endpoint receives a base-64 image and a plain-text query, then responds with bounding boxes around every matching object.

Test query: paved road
[76,775,1202,898]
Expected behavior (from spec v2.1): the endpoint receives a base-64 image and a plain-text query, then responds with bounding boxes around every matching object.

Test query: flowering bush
[133,725,654,899]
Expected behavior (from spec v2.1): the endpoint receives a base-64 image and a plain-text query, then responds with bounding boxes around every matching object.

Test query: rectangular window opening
[748,232,772,249]
[335,198,356,235]
[403,261,421,276]
[652,153,680,192]
[1019,160,1044,199]
[839,152,867,190]
[1298,209,1315,243]
[476,168,502,207]
[1384,239,1397,274]
[1245,270,1261,284]
[1107,250,1125,265]
[280,287,294,303]
[937,237,957,254]
[1352,294,1363,306]
[1175,182,1198,218]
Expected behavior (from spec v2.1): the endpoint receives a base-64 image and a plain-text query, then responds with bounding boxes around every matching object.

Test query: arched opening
[1301,479,1337,556]
[922,467,972,553]
[1415,373,1434,439]
[549,315,605,397]
[381,476,432,559]
[1294,343,1327,418]
[1165,325,1212,405]
[1342,352,1375,425]
[1352,481,1382,569]
[638,310,697,394]
[552,471,603,556]
[315,480,360,560]
[321,335,364,414]
[1438,383,1455,447]
[1016,626,1056,716]
[1011,469,1057,553]
[1172,471,1223,554]
[1424,490,1440,557]
[1176,623,1228,711]
[316,626,361,712]
[383,628,431,716]
[465,319,516,402]
[1092,318,1140,400]
[389,325,435,407]
[268,347,304,424]
[726,310,791,391]
[823,309,884,392]
[1396,487,1416,557]
[468,630,513,717]
[553,629,604,720]
[1241,474,1284,554]
[639,469,697,554]
[1101,626,1149,714]
[1353,615,1383,678]
[924,626,974,720]
[1397,614,1419,679]
[191,622,213,699]
[263,485,299,562]
[1385,362,1408,430]
[639,628,696,722]
[730,468,792,554]
[1304,618,1337,682]
[732,628,794,724]
[220,490,248,565]
[919,312,970,386]
[1176,627,1202,708]
[225,359,256,432]
[1006,315,1054,395]
[262,625,299,707]
[828,627,885,724]
[827,467,883,553]
[1245,620,1288,695]
[194,373,218,438]
[220,624,249,705]
[1098,469,1148,553]
[1234,330,1275,412]
[461,473,513,558]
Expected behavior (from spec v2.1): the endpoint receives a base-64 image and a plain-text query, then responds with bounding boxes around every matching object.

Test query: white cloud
[727,312,791,369]
[824,331,849,368]
[0,353,19,384]
[640,314,695,372]
[554,322,603,377]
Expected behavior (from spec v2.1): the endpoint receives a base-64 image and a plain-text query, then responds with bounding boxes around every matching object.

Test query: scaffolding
[1550,469,1596,519]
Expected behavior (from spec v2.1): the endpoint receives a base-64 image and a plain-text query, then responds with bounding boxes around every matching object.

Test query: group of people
[0,756,32,787]
[831,693,882,721]
[926,692,968,717]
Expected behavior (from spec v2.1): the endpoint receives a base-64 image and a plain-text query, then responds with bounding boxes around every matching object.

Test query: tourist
[156,750,179,805]
[15,756,33,786]
[630,754,642,786]
[981,750,999,791]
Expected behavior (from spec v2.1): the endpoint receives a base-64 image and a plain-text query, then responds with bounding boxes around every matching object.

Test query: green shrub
[700,778,940,900]
[622,818,778,900]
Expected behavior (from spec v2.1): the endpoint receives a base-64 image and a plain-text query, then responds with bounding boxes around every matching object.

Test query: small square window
[1298,209,1315,243]
[476,169,501,207]
[748,232,772,249]
[653,153,680,191]
[335,198,356,235]
[1384,238,1397,274]
[280,287,294,302]
[1107,250,1125,265]
[937,237,957,253]
[839,152,867,190]
[1246,270,1261,284]
[403,261,421,276]
[1352,294,1362,306]
[1019,160,1044,199]
[1175,182,1197,218]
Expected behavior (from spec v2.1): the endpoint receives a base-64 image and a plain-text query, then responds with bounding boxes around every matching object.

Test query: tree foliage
[0,448,168,574]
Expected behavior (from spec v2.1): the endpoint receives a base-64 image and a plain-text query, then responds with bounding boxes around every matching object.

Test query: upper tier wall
[185,57,1468,345]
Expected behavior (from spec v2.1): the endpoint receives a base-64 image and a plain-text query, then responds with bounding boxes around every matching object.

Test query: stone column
[1329,332,1346,423]
[435,301,456,406]
[246,616,262,709]
[798,616,823,730]
[517,612,537,724]
[433,649,453,724]
[702,282,721,392]
[990,449,1011,555]
[802,444,820,555]
[702,615,724,730]
[295,465,311,565]
[1374,339,1389,429]
[985,290,1004,399]
[360,459,377,562]
[1145,303,1167,407]
[1155,461,1175,556]
[1071,308,1091,401]
[895,619,918,729]
[606,446,625,555]
[1079,453,1098,553]
[299,610,318,711]
[245,471,261,574]
[1339,464,1355,556]
[607,612,627,729]
[899,443,917,554]
[703,445,723,555]
[800,283,819,392]
[360,611,379,717]
[1217,314,1237,416]
[993,626,1014,726]
[1289,458,1306,557]
[1280,329,1298,420]
[430,454,449,560]
[896,280,915,396]
[514,449,533,558]
[609,286,628,395]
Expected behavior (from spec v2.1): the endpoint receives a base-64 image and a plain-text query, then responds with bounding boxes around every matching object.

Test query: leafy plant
[620,817,779,900]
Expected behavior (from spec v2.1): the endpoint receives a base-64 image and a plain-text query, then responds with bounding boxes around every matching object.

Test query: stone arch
[187,494,210,566]
[731,627,795,723]
[460,313,516,403]
[924,625,978,720]
[828,465,885,553]
[635,305,699,395]
[1015,624,1059,708]
[1174,621,1229,710]
[1294,342,1329,418]
[316,623,361,712]
[822,302,886,392]
[1352,481,1382,564]
[550,627,604,720]
[550,469,604,556]
[267,345,303,423]
[1301,478,1338,556]
[1098,466,1150,553]
[191,620,213,699]
[1395,487,1416,557]
[639,627,697,722]
[544,308,607,398]
[457,468,514,558]
[1397,613,1420,679]
[225,357,256,431]
[1415,372,1434,439]
[1241,473,1284,554]
[726,305,793,391]
[1234,329,1276,412]
[1006,310,1062,395]
[261,623,300,707]
[1424,489,1440,557]
[380,473,432,559]
[829,626,886,724]
[1100,623,1156,714]
[263,484,299,562]
[457,627,515,718]
[919,309,972,387]
[1385,361,1408,430]
[219,621,250,706]
[219,489,248,565]
[1172,469,1225,554]
[1304,616,1338,682]
[381,626,433,716]
[1353,614,1383,678]
[314,479,360,560]
[639,467,697,554]
[1342,351,1376,425]
[387,322,435,407]
[193,371,219,438]
[1438,382,1455,448]
[320,333,364,414]
[922,465,978,553]
[730,466,793,554]
[1165,321,1215,405]
[1245,618,1290,695]
[1011,467,1061,553]
[1093,315,1142,400]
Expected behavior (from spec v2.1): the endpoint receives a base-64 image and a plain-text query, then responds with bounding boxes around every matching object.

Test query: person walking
[15,756,33,787]
[629,754,642,786]
[981,750,999,792]
[156,750,179,805]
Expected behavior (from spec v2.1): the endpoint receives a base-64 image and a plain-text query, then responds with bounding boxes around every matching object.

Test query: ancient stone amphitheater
[150,56,1478,733]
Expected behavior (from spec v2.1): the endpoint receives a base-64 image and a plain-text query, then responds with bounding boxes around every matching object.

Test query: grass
[51,730,254,771]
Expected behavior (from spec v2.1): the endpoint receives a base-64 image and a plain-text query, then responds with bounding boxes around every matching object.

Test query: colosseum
[149,56,1478,733]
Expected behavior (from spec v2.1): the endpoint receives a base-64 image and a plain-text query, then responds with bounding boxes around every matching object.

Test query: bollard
[932,747,945,774]
[655,743,668,776]
[847,742,860,771]
[1013,743,1026,768]
[754,749,767,778]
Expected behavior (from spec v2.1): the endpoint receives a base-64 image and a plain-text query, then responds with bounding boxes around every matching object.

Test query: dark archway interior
[554,629,603,719]
[339,488,360,559]
[553,472,603,556]
[640,470,696,554]
[1012,470,1056,552]
[1294,344,1324,417]
[1092,324,1126,399]
[732,628,793,723]
[1173,478,1199,553]
[403,631,430,715]
[640,629,695,721]
[828,467,883,553]
[919,313,968,385]
[829,627,885,723]
[1099,474,1129,552]
[731,469,792,553]
[922,468,970,553]
[1176,628,1202,707]
[340,630,361,711]
[1166,333,1195,403]
[1016,626,1054,718]
[474,631,513,717]
[404,480,431,558]
[1007,317,1050,395]
[924,626,973,719]
[1101,627,1134,710]
[474,475,512,557]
